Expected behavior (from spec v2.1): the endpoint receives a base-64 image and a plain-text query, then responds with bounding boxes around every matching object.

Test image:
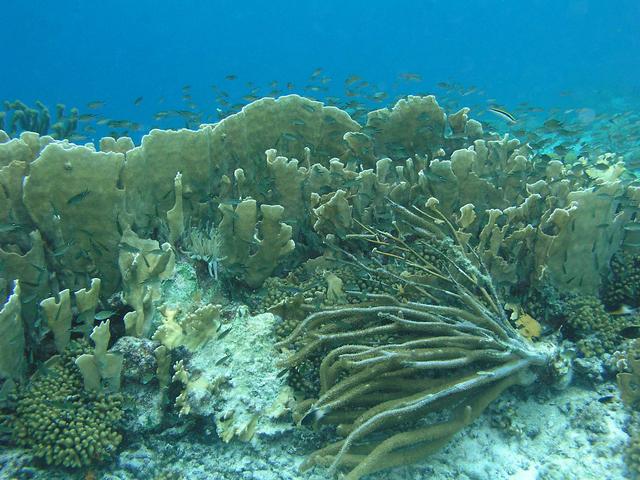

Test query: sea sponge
[10,341,123,467]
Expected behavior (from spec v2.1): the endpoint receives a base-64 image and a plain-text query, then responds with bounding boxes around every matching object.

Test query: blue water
[3,0,639,139]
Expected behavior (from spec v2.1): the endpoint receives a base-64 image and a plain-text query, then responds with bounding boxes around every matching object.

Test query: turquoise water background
[2,0,639,134]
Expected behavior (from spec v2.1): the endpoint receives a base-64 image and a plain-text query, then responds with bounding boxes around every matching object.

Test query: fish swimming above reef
[488,106,517,123]
[399,72,422,81]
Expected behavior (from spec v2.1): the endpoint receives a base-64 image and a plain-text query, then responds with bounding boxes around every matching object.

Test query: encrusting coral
[276,200,556,480]
[603,249,640,309]
[8,340,123,468]
[564,295,631,357]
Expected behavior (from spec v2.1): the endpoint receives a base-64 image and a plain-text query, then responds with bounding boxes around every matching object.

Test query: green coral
[564,295,630,357]
[9,340,123,468]
[603,250,640,309]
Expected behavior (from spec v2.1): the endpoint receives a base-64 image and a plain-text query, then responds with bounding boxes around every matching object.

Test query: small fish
[140,253,151,269]
[133,96,144,106]
[310,67,323,79]
[624,223,640,232]
[217,326,233,340]
[74,249,90,261]
[78,114,97,121]
[88,238,109,256]
[399,72,422,81]
[553,145,569,156]
[67,189,91,205]
[281,132,298,142]
[301,104,316,113]
[215,352,232,366]
[300,407,325,427]
[87,101,105,109]
[225,75,237,80]
[345,75,361,85]
[118,242,140,254]
[52,241,75,257]
[597,395,616,404]
[462,86,478,96]
[139,276,157,287]
[107,120,132,128]
[488,107,516,123]
[215,198,244,205]
[0,222,23,233]
[20,292,38,304]
[543,119,563,129]
[95,310,115,321]
[611,305,639,317]
[36,363,60,379]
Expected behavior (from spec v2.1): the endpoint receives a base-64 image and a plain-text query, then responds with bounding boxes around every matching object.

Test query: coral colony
[1,94,640,478]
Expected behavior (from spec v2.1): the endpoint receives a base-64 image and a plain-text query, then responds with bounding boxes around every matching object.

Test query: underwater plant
[8,340,123,468]
[276,199,556,480]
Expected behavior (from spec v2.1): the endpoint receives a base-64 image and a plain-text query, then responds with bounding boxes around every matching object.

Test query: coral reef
[1,100,79,139]
[8,341,123,468]
[564,295,631,357]
[603,249,640,309]
[1,92,639,478]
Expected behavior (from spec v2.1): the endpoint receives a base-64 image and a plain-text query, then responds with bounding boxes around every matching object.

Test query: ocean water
[1,1,640,479]
[3,0,640,139]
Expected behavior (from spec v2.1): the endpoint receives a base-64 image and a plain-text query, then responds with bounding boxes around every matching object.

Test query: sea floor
[0,379,629,480]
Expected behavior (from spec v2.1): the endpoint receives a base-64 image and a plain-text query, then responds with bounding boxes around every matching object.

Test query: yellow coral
[516,313,542,340]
